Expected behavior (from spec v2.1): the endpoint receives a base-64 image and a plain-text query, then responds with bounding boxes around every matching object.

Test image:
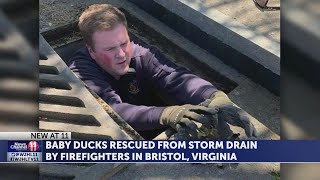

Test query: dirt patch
[40,0,86,31]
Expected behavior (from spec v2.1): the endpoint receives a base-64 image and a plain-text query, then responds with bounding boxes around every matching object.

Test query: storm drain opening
[42,9,237,93]
[41,7,238,140]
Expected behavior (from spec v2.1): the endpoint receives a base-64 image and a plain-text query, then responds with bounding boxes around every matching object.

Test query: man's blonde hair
[78,4,127,49]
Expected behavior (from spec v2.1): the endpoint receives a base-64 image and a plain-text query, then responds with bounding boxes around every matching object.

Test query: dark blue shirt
[68,42,218,131]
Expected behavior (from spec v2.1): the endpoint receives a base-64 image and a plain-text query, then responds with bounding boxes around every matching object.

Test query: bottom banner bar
[0,140,319,163]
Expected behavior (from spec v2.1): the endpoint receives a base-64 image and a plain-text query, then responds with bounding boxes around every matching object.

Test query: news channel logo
[7,141,42,162]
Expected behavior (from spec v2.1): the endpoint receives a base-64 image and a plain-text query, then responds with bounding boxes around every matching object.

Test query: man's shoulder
[68,47,99,67]
[131,42,168,62]
[68,47,91,64]
[131,42,152,59]
[68,47,102,74]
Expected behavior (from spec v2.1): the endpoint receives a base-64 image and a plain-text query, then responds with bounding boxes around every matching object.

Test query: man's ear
[86,45,96,59]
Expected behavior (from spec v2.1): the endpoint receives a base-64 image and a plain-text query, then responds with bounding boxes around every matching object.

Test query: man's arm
[137,45,257,137]
[68,48,166,131]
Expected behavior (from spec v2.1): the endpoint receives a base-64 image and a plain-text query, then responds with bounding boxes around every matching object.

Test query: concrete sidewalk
[193,0,280,43]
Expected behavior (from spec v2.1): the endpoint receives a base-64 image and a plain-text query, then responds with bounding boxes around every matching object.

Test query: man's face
[88,24,132,79]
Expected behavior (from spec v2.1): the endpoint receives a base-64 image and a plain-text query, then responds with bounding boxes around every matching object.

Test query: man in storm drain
[68,4,257,140]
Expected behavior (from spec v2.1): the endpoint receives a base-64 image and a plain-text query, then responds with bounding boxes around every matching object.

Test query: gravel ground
[40,0,95,31]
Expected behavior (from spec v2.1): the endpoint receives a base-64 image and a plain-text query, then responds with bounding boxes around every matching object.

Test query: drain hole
[39,112,101,126]
[39,94,85,107]
[0,49,20,61]
[39,79,72,90]
[40,53,48,60]
[39,65,59,75]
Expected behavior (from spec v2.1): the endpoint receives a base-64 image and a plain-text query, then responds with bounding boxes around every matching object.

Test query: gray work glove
[203,91,258,137]
[170,123,194,140]
[160,104,218,139]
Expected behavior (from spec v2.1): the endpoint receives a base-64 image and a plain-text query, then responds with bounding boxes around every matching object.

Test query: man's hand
[204,91,258,137]
[160,104,218,139]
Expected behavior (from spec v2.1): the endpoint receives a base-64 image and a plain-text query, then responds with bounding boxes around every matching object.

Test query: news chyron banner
[0,132,320,163]
[43,140,320,163]
[0,132,71,163]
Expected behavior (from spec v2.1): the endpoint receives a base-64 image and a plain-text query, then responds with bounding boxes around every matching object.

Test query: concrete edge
[127,0,280,95]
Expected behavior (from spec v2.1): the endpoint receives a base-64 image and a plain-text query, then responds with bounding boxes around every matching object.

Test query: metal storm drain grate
[39,35,139,179]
